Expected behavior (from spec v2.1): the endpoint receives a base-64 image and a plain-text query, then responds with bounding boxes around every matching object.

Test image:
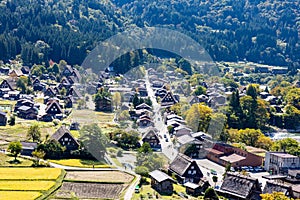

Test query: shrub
[135,166,150,177]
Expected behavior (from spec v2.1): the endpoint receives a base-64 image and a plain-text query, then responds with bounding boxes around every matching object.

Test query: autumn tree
[32,150,45,166]
[185,103,212,132]
[112,92,121,109]
[260,192,290,200]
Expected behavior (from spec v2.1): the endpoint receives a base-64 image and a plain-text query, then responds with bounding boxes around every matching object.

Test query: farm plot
[0,168,62,180]
[0,168,64,200]
[65,171,134,183]
[58,182,125,199]
[0,191,42,200]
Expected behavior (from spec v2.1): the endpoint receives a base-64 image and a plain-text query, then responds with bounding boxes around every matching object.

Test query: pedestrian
[92,165,94,169]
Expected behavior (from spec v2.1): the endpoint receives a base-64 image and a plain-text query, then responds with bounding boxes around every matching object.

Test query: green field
[0,153,33,167]
[0,121,58,149]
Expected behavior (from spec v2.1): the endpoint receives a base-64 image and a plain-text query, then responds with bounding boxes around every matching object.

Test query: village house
[218,172,262,200]
[205,143,264,167]
[20,142,37,156]
[173,126,192,137]
[286,169,300,184]
[0,111,7,126]
[149,170,176,195]
[95,97,112,112]
[136,103,152,111]
[168,153,203,184]
[16,106,38,119]
[176,134,204,159]
[264,152,300,175]
[9,69,23,80]
[21,66,30,74]
[141,129,161,150]
[0,79,15,91]
[44,87,57,97]
[62,65,74,77]
[155,88,167,98]
[45,100,63,118]
[263,181,293,198]
[67,87,82,100]
[184,179,210,197]
[161,92,178,107]
[51,126,80,152]
[137,115,154,127]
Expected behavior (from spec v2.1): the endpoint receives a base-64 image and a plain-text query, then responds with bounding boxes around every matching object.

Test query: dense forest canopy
[0,0,300,69]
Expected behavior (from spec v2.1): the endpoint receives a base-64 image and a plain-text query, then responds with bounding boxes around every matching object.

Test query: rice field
[0,181,55,191]
[0,191,42,200]
[0,168,64,200]
[0,168,62,180]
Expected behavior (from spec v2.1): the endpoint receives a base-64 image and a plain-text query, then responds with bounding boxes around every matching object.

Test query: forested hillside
[0,0,300,69]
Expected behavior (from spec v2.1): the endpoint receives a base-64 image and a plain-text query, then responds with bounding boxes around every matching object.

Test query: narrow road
[144,70,178,161]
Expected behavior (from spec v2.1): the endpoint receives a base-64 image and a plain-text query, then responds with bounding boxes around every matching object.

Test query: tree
[193,85,207,96]
[135,166,150,177]
[8,115,15,126]
[38,139,65,159]
[32,150,45,166]
[185,103,212,132]
[271,138,300,156]
[260,192,290,200]
[238,129,263,147]
[94,87,112,111]
[27,124,41,142]
[132,93,140,108]
[138,142,152,154]
[79,124,108,160]
[285,88,300,109]
[246,84,258,99]
[204,187,219,200]
[16,77,27,93]
[7,141,22,161]
[112,92,121,109]
[110,129,140,149]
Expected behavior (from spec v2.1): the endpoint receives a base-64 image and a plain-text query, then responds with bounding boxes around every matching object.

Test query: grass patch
[49,159,113,168]
[70,109,114,125]
[0,191,41,200]
[111,157,122,167]
[0,168,62,180]
[0,181,56,191]
[0,121,57,149]
[0,153,33,167]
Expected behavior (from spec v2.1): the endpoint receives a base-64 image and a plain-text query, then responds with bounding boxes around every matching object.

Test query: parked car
[241,166,249,171]
[211,169,217,175]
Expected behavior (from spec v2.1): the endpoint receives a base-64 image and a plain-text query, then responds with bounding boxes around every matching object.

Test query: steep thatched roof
[219,172,262,199]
